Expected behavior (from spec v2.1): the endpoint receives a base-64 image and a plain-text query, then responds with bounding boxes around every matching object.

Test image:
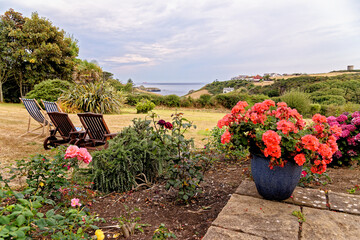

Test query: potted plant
[218,100,342,200]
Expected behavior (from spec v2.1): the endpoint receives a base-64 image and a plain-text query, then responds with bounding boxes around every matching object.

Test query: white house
[223,87,234,93]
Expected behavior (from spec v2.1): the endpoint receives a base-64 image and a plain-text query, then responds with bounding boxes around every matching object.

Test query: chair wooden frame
[41,100,63,113]
[77,112,118,149]
[44,112,86,150]
[19,98,51,137]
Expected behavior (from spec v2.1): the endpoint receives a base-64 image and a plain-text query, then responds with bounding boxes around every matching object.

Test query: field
[272,71,359,80]
[0,103,226,166]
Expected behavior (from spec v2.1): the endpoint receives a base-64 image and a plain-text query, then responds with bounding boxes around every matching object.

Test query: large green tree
[0,9,79,99]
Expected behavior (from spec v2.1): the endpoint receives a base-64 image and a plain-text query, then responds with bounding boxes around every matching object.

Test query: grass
[0,103,227,166]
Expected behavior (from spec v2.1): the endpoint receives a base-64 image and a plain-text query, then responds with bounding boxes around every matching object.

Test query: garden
[0,101,359,239]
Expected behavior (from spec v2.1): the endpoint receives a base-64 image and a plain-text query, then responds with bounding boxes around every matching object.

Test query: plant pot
[251,153,302,201]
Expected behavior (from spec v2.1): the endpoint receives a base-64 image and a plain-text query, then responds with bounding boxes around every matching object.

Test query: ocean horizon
[135,82,206,96]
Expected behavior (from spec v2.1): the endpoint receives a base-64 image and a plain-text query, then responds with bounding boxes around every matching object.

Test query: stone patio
[203,180,360,240]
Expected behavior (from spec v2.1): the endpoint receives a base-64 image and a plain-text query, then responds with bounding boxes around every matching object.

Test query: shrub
[60,81,124,113]
[327,111,360,166]
[197,94,212,107]
[280,89,312,115]
[310,104,321,115]
[180,96,194,107]
[136,99,156,113]
[91,118,171,193]
[26,79,72,102]
[163,95,180,107]
[311,95,346,105]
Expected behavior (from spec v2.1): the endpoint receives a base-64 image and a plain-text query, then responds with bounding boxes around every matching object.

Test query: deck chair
[19,98,51,137]
[43,112,86,150]
[41,100,63,113]
[77,113,118,149]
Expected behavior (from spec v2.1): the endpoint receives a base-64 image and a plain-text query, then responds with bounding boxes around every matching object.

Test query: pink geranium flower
[77,148,92,164]
[71,198,81,207]
[65,145,79,159]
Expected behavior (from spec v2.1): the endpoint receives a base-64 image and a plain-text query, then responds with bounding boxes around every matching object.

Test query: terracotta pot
[251,153,302,201]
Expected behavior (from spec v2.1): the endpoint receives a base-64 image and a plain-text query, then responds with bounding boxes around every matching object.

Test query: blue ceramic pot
[251,153,302,201]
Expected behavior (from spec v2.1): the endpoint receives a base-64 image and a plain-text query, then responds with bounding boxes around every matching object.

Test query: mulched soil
[87,159,360,239]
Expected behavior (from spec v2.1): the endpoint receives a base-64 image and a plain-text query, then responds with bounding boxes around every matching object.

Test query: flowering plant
[218,100,342,174]
[327,111,360,165]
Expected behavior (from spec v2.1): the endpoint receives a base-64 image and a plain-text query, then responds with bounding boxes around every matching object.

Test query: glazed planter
[251,153,302,201]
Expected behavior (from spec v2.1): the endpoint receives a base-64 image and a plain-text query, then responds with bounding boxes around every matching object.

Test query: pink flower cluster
[71,198,81,207]
[65,145,92,164]
[327,111,360,164]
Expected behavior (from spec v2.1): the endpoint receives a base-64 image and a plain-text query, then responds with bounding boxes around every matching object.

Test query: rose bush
[218,100,342,174]
[327,111,360,165]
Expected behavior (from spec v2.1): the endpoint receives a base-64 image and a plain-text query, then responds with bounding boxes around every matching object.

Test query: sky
[1,0,360,84]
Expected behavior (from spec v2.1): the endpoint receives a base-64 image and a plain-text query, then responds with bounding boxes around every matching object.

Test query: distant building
[264,73,282,78]
[223,87,234,93]
[348,65,354,71]
[253,75,263,82]
[231,75,248,80]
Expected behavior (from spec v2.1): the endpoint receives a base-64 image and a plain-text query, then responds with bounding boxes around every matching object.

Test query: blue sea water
[136,82,206,96]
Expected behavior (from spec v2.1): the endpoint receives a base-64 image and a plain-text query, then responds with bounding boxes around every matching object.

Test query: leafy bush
[60,81,124,113]
[205,126,248,161]
[197,94,212,107]
[163,95,180,107]
[280,89,312,115]
[328,112,360,165]
[91,118,171,193]
[136,99,156,113]
[25,79,72,102]
[311,95,346,105]
[0,147,102,239]
[310,104,321,115]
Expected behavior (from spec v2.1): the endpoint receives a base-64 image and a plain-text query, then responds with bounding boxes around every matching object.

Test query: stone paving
[203,180,360,240]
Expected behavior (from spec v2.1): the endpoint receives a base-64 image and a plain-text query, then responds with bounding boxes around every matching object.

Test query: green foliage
[280,89,312,115]
[309,104,321,115]
[197,94,212,107]
[153,224,177,239]
[0,9,78,98]
[112,205,149,237]
[25,79,72,102]
[292,211,306,223]
[214,93,268,109]
[60,81,124,113]
[136,99,156,113]
[72,59,102,83]
[163,113,204,202]
[311,95,346,105]
[91,118,170,193]
[205,126,248,161]
[163,95,180,107]
[204,79,254,95]
[0,148,103,239]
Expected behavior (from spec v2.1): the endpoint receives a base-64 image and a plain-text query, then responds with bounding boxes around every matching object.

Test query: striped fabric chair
[19,98,51,137]
[77,112,118,149]
[41,100,63,113]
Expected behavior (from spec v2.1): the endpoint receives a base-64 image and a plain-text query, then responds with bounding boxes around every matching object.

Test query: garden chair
[43,112,86,150]
[41,100,63,113]
[19,98,52,137]
[77,112,118,149]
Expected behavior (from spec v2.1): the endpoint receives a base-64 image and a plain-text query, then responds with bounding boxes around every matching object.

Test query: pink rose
[71,198,81,207]
[65,145,79,159]
[77,148,92,164]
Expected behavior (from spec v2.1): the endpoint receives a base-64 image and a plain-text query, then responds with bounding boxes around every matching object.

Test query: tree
[0,9,25,101]
[72,59,102,83]
[0,9,79,98]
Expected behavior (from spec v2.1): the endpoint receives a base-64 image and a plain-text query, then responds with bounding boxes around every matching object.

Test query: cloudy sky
[1,0,360,84]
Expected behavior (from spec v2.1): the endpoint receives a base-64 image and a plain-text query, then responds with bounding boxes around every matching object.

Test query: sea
[136,82,206,96]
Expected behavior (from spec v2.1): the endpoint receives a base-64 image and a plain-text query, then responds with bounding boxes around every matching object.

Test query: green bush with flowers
[217,100,342,174]
[0,146,104,239]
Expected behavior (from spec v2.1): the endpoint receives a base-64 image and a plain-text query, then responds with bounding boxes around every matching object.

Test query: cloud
[104,54,153,65]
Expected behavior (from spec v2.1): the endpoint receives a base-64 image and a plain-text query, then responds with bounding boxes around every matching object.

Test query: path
[203,180,360,239]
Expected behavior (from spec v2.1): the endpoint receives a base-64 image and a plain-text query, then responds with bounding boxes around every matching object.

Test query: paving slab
[284,188,327,209]
[202,226,263,240]
[328,191,360,215]
[236,180,328,209]
[302,206,360,240]
[212,194,300,240]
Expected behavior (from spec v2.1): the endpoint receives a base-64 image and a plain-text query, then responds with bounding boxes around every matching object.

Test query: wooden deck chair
[43,112,85,150]
[19,98,51,137]
[77,113,118,149]
[41,100,63,113]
